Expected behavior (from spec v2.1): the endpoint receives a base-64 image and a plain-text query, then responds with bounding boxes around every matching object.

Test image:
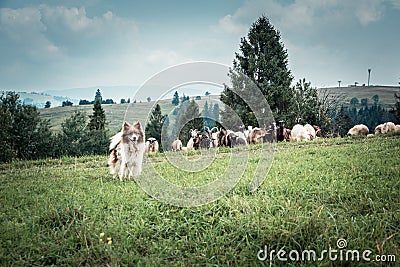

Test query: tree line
[0,90,109,163]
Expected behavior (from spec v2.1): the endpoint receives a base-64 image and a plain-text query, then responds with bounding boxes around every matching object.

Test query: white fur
[186,137,194,150]
[382,122,396,134]
[119,142,145,179]
[304,124,316,140]
[172,139,183,151]
[347,124,369,136]
[108,122,145,181]
[290,124,310,142]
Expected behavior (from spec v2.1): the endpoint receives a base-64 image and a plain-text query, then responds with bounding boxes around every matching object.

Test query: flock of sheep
[347,121,400,137]
[144,120,400,153]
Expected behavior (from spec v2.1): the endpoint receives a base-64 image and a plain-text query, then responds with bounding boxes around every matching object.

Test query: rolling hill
[318,85,399,108]
[39,95,221,133]
[38,85,399,133]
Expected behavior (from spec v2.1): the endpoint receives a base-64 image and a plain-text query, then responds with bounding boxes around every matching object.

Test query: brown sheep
[313,125,321,137]
[249,127,267,144]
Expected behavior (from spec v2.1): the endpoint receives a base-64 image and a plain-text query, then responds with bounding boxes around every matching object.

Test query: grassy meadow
[1,135,399,266]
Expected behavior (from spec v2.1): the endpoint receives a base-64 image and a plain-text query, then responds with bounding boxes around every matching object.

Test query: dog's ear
[123,121,131,131]
[133,121,142,130]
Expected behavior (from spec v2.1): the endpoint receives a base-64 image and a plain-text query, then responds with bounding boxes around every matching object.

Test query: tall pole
[338,80,341,88]
[367,68,371,86]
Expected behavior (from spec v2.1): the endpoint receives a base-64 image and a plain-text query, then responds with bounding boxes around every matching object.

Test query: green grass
[1,136,399,266]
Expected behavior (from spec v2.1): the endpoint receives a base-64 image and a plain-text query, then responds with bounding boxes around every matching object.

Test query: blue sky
[1,0,399,92]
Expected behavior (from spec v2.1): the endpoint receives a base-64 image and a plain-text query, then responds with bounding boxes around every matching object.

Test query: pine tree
[221,15,294,127]
[391,93,400,124]
[172,91,180,106]
[145,104,166,151]
[293,78,319,124]
[176,99,203,144]
[88,98,106,131]
[95,89,102,103]
[202,101,213,129]
[334,106,354,137]
[86,90,108,155]
[58,111,88,157]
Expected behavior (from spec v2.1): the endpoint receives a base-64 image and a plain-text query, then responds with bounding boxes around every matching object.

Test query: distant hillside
[318,85,399,108]
[0,91,77,108]
[44,86,138,104]
[39,95,221,133]
[38,85,399,133]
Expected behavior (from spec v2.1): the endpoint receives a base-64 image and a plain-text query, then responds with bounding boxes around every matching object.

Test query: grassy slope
[39,86,399,134]
[1,135,399,266]
[321,85,399,108]
[39,95,220,133]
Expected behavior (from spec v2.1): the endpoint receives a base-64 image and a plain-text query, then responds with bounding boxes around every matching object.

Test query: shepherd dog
[108,121,145,180]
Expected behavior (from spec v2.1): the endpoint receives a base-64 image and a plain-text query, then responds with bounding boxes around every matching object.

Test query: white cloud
[212,0,386,37]
[389,0,400,9]
[145,49,191,67]
[211,14,248,35]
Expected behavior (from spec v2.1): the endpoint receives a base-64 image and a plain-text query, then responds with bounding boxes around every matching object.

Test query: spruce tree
[86,90,108,155]
[145,104,166,151]
[221,15,294,127]
[292,78,319,124]
[172,91,180,106]
[392,93,400,124]
[176,99,203,144]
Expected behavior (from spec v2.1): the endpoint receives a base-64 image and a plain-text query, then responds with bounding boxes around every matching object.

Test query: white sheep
[347,124,369,136]
[171,139,183,151]
[396,125,400,131]
[374,124,384,134]
[186,138,194,151]
[290,124,310,142]
[304,124,316,140]
[381,122,396,134]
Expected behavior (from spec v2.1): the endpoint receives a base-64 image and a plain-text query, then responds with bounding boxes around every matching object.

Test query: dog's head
[121,121,144,145]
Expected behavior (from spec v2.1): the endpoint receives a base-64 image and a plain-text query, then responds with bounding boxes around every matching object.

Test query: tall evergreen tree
[145,104,166,151]
[221,15,294,127]
[334,106,354,137]
[391,93,400,124]
[86,90,108,155]
[95,89,102,103]
[88,97,106,131]
[176,99,203,144]
[172,91,180,106]
[293,78,319,124]
[202,101,214,129]
[58,111,87,157]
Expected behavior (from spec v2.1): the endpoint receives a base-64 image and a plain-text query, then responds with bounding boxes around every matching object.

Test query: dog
[108,121,145,180]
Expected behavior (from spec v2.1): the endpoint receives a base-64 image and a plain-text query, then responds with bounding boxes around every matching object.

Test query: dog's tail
[109,132,122,151]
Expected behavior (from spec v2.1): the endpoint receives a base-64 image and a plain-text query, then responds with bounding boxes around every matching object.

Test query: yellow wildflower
[99,232,105,238]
